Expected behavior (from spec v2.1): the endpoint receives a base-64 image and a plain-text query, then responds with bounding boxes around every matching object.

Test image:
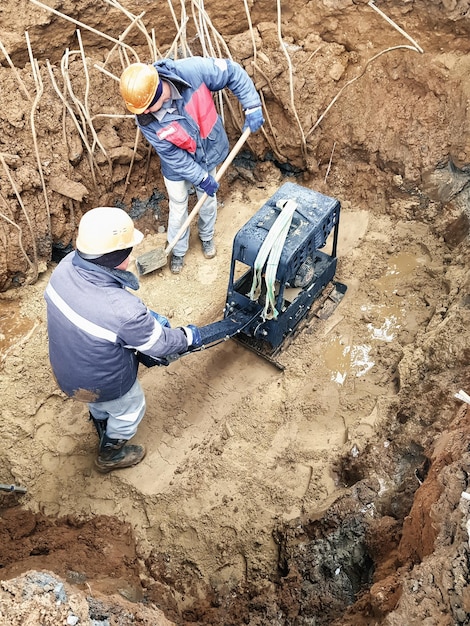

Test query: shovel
[136,127,251,275]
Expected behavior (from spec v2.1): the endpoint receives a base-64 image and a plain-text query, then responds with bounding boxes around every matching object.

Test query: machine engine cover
[230,182,340,287]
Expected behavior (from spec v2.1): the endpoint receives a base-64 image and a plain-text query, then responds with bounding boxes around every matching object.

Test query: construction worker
[119,56,264,274]
[44,207,202,473]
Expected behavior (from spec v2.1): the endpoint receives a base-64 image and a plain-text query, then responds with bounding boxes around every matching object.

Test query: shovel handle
[164,127,251,256]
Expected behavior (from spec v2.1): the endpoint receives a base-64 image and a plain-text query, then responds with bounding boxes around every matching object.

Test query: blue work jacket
[44,252,189,402]
[136,56,261,183]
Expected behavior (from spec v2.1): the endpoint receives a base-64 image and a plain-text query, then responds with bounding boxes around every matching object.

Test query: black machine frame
[222,182,344,354]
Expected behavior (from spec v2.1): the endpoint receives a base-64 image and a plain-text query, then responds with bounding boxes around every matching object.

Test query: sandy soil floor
[1,1,470,625]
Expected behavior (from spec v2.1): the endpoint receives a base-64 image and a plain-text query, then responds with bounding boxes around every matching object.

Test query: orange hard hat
[120,63,161,114]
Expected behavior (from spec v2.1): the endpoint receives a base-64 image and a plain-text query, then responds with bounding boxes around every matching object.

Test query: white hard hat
[76,207,143,255]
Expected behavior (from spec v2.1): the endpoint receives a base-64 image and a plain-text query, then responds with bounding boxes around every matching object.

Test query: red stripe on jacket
[185,83,218,138]
[157,123,197,153]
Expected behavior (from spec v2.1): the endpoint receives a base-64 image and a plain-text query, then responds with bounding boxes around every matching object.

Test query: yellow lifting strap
[248,198,297,320]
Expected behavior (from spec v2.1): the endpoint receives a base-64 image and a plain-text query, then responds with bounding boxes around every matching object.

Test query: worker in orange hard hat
[44,207,203,473]
[119,57,264,274]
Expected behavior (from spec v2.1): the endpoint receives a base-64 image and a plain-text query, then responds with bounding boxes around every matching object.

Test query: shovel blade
[135,247,168,275]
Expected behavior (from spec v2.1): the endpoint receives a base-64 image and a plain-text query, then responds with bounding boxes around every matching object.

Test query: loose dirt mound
[1,1,470,624]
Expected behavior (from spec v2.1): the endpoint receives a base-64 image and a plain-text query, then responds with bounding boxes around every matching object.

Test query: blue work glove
[182,324,203,349]
[198,174,219,197]
[243,106,264,133]
[149,310,171,328]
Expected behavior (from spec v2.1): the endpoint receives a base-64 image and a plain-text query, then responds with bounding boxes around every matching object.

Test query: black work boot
[89,412,108,440]
[95,433,146,473]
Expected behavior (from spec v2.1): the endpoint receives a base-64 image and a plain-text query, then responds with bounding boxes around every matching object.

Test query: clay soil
[1,1,470,624]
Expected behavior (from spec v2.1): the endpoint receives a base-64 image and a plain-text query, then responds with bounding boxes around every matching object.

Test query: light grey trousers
[88,378,146,440]
[163,167,217,257]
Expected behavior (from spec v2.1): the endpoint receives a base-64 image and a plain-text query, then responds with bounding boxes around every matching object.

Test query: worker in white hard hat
[44,207,202,473]
[119,57,264,274]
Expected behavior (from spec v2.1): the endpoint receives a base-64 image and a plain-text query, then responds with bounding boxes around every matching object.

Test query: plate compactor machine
[138,182,347,371]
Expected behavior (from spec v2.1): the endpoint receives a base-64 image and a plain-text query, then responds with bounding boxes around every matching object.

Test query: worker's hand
[149,310,171,328]
[198,174,219,197]
[182,324,203,349]
[243,106,264,133]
